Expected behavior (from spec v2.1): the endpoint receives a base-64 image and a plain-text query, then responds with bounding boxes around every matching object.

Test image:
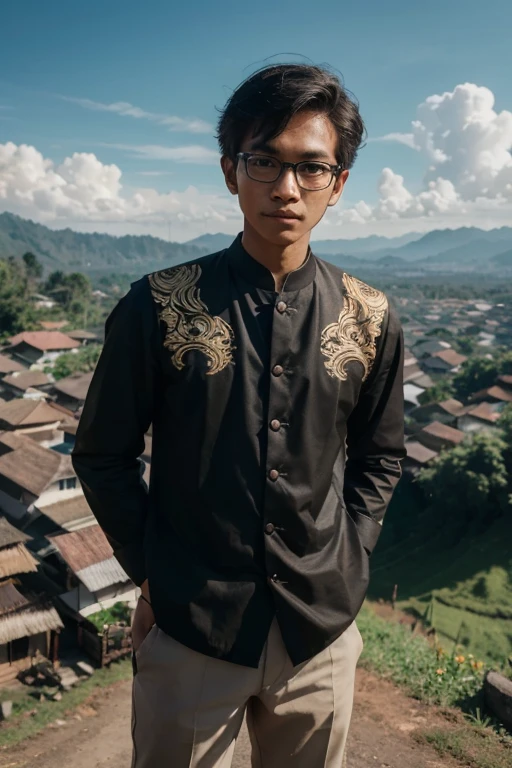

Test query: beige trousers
[131,618,363,768]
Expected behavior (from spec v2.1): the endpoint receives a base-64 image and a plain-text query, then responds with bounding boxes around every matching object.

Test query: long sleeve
[71,277,160,586]
[342,301,405,555]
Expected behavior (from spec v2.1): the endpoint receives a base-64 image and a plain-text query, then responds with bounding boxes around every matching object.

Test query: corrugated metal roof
[49,524,114,572]
[76,557,130,592]
[405,441,438,464]
[0,432,74,495]
[422,421,466,443]
[38,495,94,529]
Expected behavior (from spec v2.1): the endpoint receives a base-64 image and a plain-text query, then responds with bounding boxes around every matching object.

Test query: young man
[72,63,405,768]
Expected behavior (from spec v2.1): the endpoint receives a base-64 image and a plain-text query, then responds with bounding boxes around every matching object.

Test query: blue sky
[1,0,511,241]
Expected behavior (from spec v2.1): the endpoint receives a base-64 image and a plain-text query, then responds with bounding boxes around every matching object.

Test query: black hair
[216,63,366,170]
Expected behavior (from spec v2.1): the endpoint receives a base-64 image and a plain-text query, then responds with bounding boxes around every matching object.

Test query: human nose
[270,166,301,201]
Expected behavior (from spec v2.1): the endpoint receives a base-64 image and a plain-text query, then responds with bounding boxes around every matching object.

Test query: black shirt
[72,233,405,667]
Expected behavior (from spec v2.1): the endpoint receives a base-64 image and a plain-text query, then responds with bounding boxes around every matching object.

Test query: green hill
[370,479,512,666]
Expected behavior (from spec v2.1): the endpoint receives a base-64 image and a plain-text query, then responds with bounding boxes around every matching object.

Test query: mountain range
[1,211,511,274]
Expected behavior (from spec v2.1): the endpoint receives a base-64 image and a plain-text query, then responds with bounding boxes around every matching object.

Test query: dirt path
[0,668,460,768]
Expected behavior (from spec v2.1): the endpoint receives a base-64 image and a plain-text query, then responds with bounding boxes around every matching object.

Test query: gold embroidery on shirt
[148,265,234,375]
[321,274,388,382]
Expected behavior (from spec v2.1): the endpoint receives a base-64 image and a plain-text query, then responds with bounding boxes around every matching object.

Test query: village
[0,282,511,724]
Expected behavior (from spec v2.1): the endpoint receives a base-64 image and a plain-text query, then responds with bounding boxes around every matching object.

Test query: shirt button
[270,419,281,431]
[268,468,280,481]
[272,364,284,377]
[276,301,287,313]
[267,574,278,585]
[264,523,275,535]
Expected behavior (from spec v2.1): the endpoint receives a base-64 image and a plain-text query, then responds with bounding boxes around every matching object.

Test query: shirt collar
[227,232,316,292]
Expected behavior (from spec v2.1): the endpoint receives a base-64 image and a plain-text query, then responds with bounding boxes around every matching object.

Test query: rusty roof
[438,398,465,415]
[52,371,93,401]
[0,431,74,495]
[432,349,468,366]
[7,331,80,352]
[38,495,94,529]
[49,524,114,572]
[2,370,52,392]
[464,402,502,424]
[421,421,466,444]
[405,441,438,464]
[0,398,65,427]
[0,354,25,375]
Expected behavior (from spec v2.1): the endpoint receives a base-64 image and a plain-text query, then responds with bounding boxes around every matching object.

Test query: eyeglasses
[236,152,343,191]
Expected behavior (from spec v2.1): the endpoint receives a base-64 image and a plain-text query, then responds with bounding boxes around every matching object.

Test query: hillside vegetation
[370,409,512,667]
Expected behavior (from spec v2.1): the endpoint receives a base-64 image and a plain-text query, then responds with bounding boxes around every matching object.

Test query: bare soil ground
[0,668,463,768]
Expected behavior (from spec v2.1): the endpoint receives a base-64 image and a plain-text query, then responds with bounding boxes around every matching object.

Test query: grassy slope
[368,480,512,666]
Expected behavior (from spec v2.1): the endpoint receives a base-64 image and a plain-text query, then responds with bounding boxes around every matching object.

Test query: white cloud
[100,143,219,164]
[338,83,512,232]
[0,141,239,240]
[62,96,213,134]
[368,132,417,149]
[2,82,512,240]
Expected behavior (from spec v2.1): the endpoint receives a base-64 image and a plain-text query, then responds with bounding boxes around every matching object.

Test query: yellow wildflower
[436,668,445,675]
[455,655,465,664]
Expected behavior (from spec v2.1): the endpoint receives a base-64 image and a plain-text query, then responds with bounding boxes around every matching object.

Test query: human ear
[327,169,349,207]
[221,156,238,195]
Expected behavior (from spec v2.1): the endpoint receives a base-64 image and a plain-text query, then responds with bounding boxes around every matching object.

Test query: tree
[452,352,512,401]
[22,252,43,281]
[417,433,509,539]
[0,256,38,339]
[51,344,102,380]
[417,379,455,406]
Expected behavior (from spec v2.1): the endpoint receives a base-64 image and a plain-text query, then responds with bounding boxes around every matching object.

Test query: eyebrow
[247,142,334,162]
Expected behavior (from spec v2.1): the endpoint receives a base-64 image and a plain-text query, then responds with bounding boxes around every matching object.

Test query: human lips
[263,211,302,220]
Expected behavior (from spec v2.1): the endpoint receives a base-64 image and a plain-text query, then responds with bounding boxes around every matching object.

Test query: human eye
[249,155,278,168]
[301,162,329,176]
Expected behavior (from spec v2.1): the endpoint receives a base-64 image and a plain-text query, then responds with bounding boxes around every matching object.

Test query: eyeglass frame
[236,152,343,191]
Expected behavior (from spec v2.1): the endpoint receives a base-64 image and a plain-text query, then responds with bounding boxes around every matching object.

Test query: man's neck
[241,223,311,292]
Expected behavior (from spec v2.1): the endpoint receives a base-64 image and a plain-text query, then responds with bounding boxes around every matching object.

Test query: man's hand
[131,579,155,653]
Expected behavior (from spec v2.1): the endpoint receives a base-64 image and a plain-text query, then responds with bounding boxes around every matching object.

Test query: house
[422,355,460,374]
[0,517,38,579]
[411,373,435,390]
[469,385,512,406]
[458,402,502,434]
[66,330,100,346]
[0,370,54,401]
[31,293,56,310]
[402,441,438,477]
[403,363,423,383]
[6,332,80,367]
[0,400,73,447]
[0,518,63,684]
[0,431,79,510]
[34,495,96,535]
[39,321,68,331]
[404,383,425,412]
[0,582,63,684]
[431,349,468,370]
[49,525,136,618]
[0,354,25,378]
[50,372,93,412]
[410,398,465,427]
[412,340,452,359]
[497,374,512,390]
[416,421,466,452]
